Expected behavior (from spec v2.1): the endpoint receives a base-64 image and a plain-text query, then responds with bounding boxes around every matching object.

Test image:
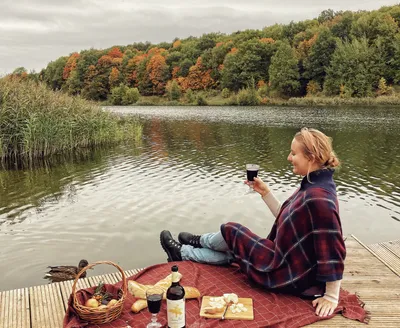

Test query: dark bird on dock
[44,259,89,283]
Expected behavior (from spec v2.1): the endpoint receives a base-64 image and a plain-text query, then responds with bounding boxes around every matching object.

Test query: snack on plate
[223,293,239,304]
[204,293,248,315]
[203,305,225,314]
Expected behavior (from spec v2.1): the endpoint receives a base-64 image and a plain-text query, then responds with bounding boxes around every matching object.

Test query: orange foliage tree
[173,40,182,48]
[97,55,113,68]
[146,54,169,94]
[126,53,148,87]
[109,67,121,88]
[107,47,123,59]
[296,34,318,60]
[179,57,214,91]
[63,53,80,80]
[260,38,275,44]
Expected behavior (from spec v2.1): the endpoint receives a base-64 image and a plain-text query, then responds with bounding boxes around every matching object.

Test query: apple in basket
[85,298,99,308]
[83,281,119,308]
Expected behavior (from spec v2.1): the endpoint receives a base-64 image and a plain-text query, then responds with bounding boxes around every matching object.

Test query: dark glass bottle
[166,265,186,328]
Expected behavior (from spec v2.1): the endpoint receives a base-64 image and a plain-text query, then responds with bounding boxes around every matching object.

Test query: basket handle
[72,260,127,306]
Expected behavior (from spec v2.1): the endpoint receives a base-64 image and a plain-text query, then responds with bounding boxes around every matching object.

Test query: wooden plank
[39,284,52,328]
[4,290,11,328]
[344,238,365,250]
[43,285,56,328]
[87,275,102,286]
[16,288,27,328]
[59,281,73,312]
[363,300,400,314]
[368,244,400,277]
[30,286,45,328]
[11,289,17,328]
[46,283,64,328]
[0,291,5,328]
[352,235,400,277]
[23,288,30,328]
[380,241,400,258]
[307,315,400,327]
[106,273,118,284]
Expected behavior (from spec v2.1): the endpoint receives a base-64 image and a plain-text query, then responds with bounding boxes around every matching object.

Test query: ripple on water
[0,106,399,290]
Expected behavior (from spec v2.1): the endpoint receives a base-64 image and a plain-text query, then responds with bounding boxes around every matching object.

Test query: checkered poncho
[221,169,346,292]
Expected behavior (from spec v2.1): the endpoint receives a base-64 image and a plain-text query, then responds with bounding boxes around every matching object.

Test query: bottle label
[167,299,185,328]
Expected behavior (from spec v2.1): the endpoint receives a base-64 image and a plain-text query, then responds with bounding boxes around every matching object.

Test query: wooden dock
[0,235,399,327]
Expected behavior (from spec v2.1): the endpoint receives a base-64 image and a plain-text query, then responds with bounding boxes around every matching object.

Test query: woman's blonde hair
[294,127,340,169]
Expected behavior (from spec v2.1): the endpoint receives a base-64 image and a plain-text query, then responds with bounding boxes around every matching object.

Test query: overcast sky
[0,0,398,74]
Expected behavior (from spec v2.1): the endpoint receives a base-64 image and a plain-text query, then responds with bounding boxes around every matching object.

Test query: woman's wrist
[260,189,271,198]
[323,280,341,304]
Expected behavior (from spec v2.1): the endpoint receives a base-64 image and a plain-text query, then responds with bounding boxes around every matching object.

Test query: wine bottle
[166,265,186,328]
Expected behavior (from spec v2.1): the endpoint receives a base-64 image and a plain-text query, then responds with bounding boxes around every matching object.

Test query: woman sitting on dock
[160,127,346,317]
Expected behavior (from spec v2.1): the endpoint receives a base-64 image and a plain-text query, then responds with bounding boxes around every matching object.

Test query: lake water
[0,106,399,291]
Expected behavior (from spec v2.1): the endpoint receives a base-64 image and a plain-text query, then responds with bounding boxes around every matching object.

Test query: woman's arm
[262,192,282,218]
[251,177,282,217]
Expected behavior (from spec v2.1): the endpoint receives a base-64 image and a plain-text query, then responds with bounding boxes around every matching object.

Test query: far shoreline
[102,94,400,107]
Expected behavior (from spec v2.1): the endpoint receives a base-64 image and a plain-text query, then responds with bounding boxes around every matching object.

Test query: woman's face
[287,138,311,176]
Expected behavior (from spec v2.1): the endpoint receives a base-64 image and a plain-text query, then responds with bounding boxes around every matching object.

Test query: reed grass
[285,95,400,107]
[0,78,142,164]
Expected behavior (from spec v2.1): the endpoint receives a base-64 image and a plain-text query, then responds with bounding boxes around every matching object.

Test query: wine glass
[246,164,259,193]
[146,287,164,328]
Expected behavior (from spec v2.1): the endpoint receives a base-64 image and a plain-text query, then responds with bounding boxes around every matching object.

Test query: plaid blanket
[221,169,346,291]
[64,261,368,328]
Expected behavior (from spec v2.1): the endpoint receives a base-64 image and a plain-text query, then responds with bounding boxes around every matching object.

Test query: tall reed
[0,78,142,164]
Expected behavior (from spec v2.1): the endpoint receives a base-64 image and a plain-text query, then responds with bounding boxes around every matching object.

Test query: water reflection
[0,144,143,225]
[0,106,399,291]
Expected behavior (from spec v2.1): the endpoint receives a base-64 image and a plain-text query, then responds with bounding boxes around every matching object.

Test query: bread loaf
[129,272,200,313]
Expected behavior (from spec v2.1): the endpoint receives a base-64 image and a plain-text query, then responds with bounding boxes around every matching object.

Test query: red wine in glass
[246,164,259,193]
[147,294,162,314]
[146,287,164,327]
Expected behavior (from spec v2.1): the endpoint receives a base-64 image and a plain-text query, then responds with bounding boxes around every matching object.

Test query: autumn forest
[8,4,400,105]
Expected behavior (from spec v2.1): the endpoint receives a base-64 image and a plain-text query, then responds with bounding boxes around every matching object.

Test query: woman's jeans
[181,231,234,265]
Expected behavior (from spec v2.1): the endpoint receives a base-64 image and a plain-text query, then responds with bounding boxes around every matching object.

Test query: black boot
[160,230,182,262]
[178,232,203,248]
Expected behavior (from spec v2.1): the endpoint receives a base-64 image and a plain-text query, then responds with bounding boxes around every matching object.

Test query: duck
[44,259,89,283]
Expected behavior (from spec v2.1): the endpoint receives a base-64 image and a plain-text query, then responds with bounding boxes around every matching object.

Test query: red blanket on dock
[64,261,369,328]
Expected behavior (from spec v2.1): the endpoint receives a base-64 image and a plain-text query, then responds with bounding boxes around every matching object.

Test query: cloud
[0,0,398,73]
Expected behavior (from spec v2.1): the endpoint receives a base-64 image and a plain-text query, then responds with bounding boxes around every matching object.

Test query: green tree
[221,39,276,91]
[123,87,140,104]
[351,11,398,42]
[324,38,383,97]
[12,67,27,75]
[268,42,300,97]
[74,49,102,93]
[391,34,400,84]
[43,57,68,90]
[185,89,195,103]
[110,84,128,105]
[221,88,230,98]
[66,70,81,95]
[166,80,182,100]
[330,11,354,40]
[179,58,194,77]
[318,9,336,24]
[303,29,337,86]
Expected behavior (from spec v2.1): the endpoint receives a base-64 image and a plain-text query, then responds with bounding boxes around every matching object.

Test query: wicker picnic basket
[72,260,127,324]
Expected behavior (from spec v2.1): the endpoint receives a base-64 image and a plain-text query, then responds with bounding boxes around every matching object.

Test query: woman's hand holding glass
[245,177,270,197]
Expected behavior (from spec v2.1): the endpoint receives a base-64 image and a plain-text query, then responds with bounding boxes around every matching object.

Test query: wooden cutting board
[199,296,254,320]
